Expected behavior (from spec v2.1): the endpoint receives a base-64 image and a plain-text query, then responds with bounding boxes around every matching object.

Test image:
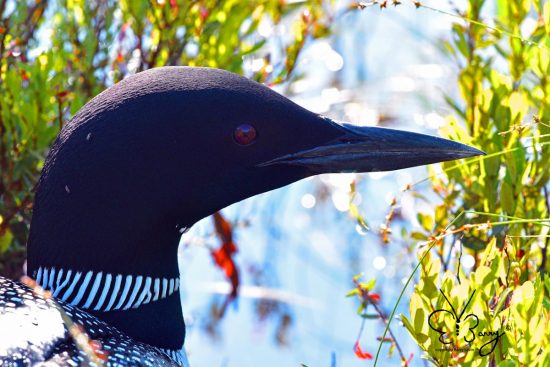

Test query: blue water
[179,2,466,366]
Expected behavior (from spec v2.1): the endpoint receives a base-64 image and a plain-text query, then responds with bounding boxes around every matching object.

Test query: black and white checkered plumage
[0,277,188,366]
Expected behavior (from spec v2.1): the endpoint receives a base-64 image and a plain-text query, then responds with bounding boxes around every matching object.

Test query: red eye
[233,124,257,146]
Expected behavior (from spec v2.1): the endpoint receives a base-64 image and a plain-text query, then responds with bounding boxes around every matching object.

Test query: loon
[0,66,483,366]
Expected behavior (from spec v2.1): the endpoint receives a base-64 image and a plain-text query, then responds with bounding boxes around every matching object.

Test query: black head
[28,66,483,274]
[26,66,483,349]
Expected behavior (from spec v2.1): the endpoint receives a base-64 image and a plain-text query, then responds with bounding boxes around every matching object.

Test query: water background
[179,2,483,366]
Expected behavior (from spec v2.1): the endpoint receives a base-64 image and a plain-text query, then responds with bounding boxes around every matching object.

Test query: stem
[539,185,550,272]
[371,301,408,363]
[415,2,550,51]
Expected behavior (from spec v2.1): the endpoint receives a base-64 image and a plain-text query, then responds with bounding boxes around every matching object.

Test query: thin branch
[371,302,408,364]
[539,185,550,272]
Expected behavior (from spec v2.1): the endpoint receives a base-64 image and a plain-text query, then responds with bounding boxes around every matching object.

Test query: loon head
[27,66,483,350]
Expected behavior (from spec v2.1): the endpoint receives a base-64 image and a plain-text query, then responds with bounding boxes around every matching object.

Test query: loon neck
[26,201,188,349]
[25,157,193,349]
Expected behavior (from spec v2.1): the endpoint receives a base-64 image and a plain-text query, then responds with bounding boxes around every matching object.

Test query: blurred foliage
[0,0,337,279]
[402,238,550,367]
[347,0,549,366]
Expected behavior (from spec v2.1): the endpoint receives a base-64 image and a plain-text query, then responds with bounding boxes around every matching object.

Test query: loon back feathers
[0,277,187,366]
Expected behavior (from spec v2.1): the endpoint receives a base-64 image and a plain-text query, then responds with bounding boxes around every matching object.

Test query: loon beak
[259,120,485,173]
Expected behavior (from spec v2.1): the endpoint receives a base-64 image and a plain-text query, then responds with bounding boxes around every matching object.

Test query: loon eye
[233,124,257,146]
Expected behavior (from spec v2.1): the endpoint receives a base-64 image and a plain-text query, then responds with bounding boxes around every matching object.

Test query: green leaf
[410,231,428,241]
[512,281,535,312]
[411,293,426,334]
[345,288,359,297]
[444,94,466,120]
[0,229,14,254]
[462,235,486,251]
[417,213,434,233]
[452,24,470,58]
[359,278,376,292]
[497,360,516,367]
[434,205,448,227]
[500,181,515,214]
[361,314,381,319]
[401,314,415,334]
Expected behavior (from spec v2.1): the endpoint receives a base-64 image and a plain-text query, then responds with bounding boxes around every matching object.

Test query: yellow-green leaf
[0,229,13,254]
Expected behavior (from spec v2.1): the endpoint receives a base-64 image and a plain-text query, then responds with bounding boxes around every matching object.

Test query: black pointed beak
[259,120,485,174]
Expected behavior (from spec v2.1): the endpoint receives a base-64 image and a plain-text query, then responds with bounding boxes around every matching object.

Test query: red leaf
[213,211,233,245]
[212,244,237,278]
[199,7,209,21]
[211,212,240,299]
[354,341,373,360]
[368,293,381,303]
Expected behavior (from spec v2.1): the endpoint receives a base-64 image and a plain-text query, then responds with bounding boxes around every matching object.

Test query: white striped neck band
[159,348,190,367]
[32,266,180,312]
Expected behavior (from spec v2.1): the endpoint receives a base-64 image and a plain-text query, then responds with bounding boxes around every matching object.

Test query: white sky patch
[325,51,344,71]
[424,112,446,129]
[351,192,362,206]
[331,190,349,212]
[185,42,199,58]
[250,58,265,72]
[373,256,387,270]
[309,231,343,267]
[368,171,388,180]
[293,213,311,228]
[384,264,396,278]
[301,193,316,209]
[189,282,322,310]
[344,103,379,127]
[127,49,141,74]
[388,76,416,92]
[258,17,273,37]
[308,41,344,72]
[520,17,537,38]
[462,254,476,269]
[355,224,368,236]
[409,63,445,79]
[324,173,355,190]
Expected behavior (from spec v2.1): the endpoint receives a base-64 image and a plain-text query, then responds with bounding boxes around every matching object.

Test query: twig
[19,1,48,55]
[371,302,408,364]
[412,1,550,53]
[539,185,550,272]
[456,234,464,284]
[20,276,107,366]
